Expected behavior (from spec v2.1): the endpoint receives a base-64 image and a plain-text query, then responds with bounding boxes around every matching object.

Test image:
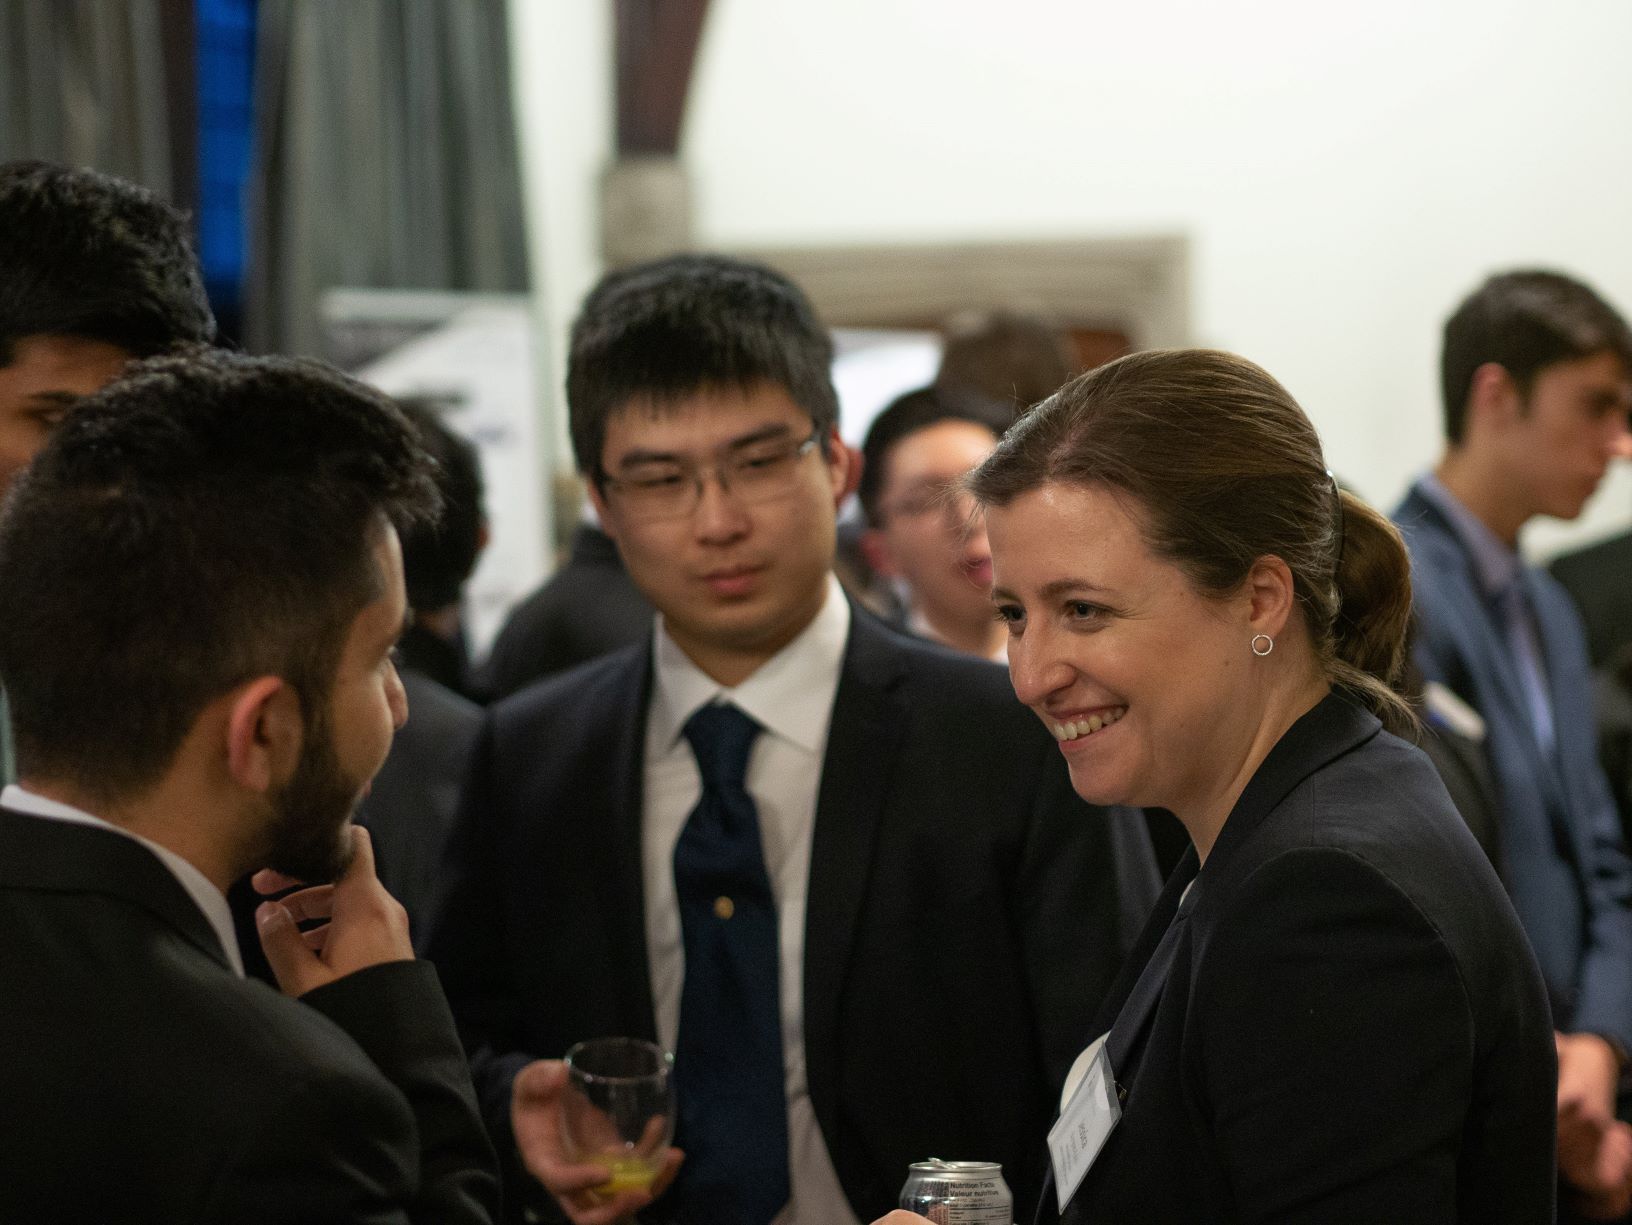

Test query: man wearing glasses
[855,385,1011,662]
[428,255,1159,1225]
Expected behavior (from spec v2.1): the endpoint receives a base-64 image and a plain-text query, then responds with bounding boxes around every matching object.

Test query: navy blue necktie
[670,703,790,1225]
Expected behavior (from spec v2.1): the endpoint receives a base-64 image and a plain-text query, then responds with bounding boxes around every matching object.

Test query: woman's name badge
[1048,1033,1122,1212]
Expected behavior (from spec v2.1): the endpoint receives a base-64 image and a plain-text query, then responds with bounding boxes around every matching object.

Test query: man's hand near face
[253,826,413,996]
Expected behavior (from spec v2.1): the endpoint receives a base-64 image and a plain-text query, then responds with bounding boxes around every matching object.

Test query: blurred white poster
[325,290,550,660]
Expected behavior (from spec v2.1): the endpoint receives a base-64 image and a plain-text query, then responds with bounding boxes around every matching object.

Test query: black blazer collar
[1201,689,1381,884]
[599,642,662,1036]
[1094,692,1380,1075]
[1397,485,1571,802]
[802,605,914,1147]
[0,806,234,972]
[571,522,623,565]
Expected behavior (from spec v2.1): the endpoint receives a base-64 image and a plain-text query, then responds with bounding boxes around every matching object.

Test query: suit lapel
[1204,691,1379,875]
[802,610,908,1144]
[1095,700,1377,1084]
[1403,489,1561,798]
[1523,570,1581,800]
[1518,572,1595,876]
[0,807,234,972]
[604,645,661,1036]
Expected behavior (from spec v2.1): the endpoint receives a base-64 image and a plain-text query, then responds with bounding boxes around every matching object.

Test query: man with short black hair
[1395,269,1632,1221]
[395,399,488,695]
[430,254,1159,1225]
[856,385,1010,660]
[0,159,216,493]
[0,350,502,1223]
[359,398,487,944]
[0,158,218,783]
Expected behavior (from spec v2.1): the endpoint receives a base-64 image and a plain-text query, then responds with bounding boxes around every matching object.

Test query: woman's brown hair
[967,348,1416,734]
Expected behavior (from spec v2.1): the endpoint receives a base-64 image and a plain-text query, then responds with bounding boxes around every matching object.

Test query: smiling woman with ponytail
[874,349,1556,1225]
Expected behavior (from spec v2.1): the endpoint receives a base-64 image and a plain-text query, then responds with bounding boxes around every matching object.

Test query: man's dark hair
[566,253,839,483]
[1441,270,1632,444]
[0,350,437,802]
[858,385,1010,526]
[936,309,1078,415]
[0,160,216,365]
[396,399,486,611]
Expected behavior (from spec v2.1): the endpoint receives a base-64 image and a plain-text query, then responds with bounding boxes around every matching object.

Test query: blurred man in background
[1395,269,1632,1222]
[395,399,488,698]
[934,308,1077,416]
[0,159,218,786]
[856,385,1009,660]
[358,400,487,945]
[475,504,654,700]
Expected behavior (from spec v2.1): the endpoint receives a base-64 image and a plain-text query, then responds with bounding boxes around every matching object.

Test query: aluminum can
[899,1159,1013,1225]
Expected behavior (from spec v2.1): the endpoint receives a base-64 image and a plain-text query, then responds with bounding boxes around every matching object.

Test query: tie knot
[682,702,762,789]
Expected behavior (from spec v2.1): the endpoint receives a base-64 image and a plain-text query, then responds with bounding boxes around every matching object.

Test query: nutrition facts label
[922,1183,1011,1224]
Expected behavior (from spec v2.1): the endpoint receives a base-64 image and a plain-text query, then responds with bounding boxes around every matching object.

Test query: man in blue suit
[1395,269,1632,1221]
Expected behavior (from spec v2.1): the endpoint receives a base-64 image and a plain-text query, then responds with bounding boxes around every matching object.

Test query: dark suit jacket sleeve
[200,961,500,1225]
[1572,773,1632,1050]
[1600,665,1632,842]
[1189,848,1491,1225]
[424,716,538,1183]
[1414,607,1632,1050]
[1539,584,1632,1050]
[1017,760,1160,1086]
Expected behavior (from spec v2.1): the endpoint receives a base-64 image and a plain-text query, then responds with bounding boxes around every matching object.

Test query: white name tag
[1048,1034,1121,1212]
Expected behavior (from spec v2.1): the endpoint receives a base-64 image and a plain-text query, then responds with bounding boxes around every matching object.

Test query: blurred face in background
[862,419,1000,646]
[1495,350,1632,522]
[0,334,132,494]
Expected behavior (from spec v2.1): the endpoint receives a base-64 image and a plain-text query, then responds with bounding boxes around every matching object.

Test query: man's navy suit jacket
[1395,481,1632,1048]
[428,607,1160,1223]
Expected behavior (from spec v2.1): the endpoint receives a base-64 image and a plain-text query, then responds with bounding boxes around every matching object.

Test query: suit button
[714,896,735,920]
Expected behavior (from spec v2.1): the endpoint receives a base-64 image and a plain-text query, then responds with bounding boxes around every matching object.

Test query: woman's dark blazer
[1049,691,1557,1225]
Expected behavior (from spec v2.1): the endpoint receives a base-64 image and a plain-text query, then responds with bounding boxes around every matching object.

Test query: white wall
[508,0,613,479]
[513,0,1632,556]
[676,0,1632,556]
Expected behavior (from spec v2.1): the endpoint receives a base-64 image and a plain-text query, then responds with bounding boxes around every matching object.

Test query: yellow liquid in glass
[592,1155,659,1198]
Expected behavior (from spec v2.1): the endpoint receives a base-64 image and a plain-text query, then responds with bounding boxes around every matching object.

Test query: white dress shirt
[642,574,860,1225]
[1,783,245,977]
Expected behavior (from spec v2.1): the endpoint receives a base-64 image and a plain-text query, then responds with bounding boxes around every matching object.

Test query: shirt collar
[1,783,245,977]
[649,573,851,758]
[1416,472,1522,597]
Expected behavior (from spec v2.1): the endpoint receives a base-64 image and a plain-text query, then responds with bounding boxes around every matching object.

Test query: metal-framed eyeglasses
[600,427,823,522]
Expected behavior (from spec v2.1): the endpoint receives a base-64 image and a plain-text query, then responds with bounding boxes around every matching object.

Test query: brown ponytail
[967,348,1419,735]
[1326,491,1415,733]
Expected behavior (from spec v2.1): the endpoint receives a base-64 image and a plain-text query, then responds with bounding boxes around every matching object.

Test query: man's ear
[224,676,303,795]
[585,479,617,543]
[828,431,861,506]
[858,527,899,579]
[1467,361,1522,432]
[1243,554,1296,642]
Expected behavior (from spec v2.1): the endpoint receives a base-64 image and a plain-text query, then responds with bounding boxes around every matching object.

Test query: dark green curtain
[0,0,181,197]
[245,0,530,357]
